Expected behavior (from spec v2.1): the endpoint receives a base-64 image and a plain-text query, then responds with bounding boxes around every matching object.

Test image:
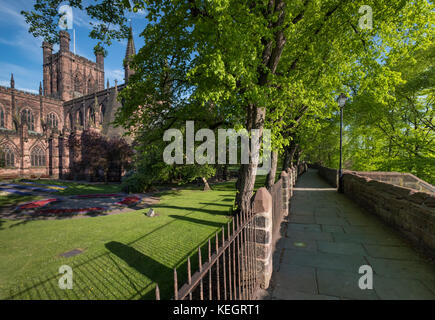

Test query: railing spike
[187,256,192,300]
[208,239,212,300]
[174,267,178,300]
[155,283,160,300]
[198,246,203,300]
[222,227,227,299]
[216,232,220,300]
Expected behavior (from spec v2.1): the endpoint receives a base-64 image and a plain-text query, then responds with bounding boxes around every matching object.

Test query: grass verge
[0,183,235,300]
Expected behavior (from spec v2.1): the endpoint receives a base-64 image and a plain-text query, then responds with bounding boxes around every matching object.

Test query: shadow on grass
[168,215,227,228]
[4,193,233,300]
[155,204,231,216]
[199,202,234,208]
[105,241,172,300]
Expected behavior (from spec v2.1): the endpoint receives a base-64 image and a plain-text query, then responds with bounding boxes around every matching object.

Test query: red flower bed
[73,194,122,199]
[18,198,58,209]
[36,207,106,214]
[116,196,140,206]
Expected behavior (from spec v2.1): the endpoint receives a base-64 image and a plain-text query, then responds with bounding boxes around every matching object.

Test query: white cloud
[0,0,43,61]
[106,69,124,84]
[0,62,41,93]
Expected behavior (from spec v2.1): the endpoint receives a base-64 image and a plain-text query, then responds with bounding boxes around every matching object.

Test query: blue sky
[0,0,148,94]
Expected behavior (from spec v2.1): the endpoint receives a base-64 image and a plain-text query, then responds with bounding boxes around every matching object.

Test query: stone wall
[318,166,338,188]
[342,172,435,253]
[349,171,435,194]
[251,162,307,289]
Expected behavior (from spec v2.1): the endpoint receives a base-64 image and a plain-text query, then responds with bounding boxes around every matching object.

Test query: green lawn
[0,182,237,300]
[18,179,123,196]
[0,173,275,300]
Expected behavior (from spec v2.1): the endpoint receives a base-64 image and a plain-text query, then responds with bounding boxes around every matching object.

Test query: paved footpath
[261,169,435,300]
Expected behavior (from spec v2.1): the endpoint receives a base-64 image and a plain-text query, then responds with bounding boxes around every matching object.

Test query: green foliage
[121,131,217,193]
[301,44,435,184]
[68,130,133,182]
[22,0,435,192]
[21,0,131,49]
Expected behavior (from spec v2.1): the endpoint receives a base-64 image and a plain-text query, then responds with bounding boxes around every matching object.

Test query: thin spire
[10,73,14,88]
[39,82,42,95]
[125,25,136,61]
[124,25,136,83]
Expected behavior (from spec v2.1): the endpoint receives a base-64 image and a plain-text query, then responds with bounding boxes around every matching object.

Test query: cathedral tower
[42,30,105,101]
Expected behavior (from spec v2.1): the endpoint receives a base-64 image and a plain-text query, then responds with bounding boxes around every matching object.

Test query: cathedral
[0,29,136,181]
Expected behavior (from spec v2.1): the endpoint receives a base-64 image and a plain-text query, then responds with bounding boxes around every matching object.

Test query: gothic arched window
[100,104,105,123]
[78,110,84,126]
[0,106,4,128]
[21,109,35,131]
[31,146,46,167]
[0,146,15,168]
[74,74,82,93]
[47,112,58,129]
[89,108,96,125]
[87,78,95,94]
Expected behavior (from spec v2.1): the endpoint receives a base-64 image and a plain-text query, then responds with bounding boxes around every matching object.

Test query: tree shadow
[154,204,230,216]
[199,202,233,207]
[168,215,227,228]
[104,241,172,299]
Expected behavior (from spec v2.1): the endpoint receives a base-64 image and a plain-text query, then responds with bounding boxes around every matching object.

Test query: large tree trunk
[282,146,291,171]
[234,106,266,215]
[282,140,298,171]
[234,0,288,215]
[265,150,278,190]
[294,147,301,165]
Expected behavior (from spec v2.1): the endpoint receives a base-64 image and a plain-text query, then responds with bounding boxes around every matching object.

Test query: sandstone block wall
[342,173,435,253]
[318,166,338,188]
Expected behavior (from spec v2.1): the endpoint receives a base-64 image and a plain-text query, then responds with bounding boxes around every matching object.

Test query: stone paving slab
[373,276,435,300]
[262,169,435,300]
[317,241,367,256]
[332,232,405,246]
[286,230,334,242]
[364,244,426,261]
[271,265,317,296]
[287,223,321,233]
[316,268,379,300]
[281,249,367,272]
[277,238,318,253]
[315,216,350,226]
[288,215,316,224]
[425,280,435,295]
[366,256,435,281]
[321,225,344,233]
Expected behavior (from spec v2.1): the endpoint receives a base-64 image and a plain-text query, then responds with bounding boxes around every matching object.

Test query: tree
[23,0,434,212]
[68,129,133,182]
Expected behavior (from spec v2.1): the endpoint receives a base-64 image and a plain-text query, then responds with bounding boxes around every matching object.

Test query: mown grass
[0,182,236,300]
[18,179,123,196]
[0,172,277,300]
